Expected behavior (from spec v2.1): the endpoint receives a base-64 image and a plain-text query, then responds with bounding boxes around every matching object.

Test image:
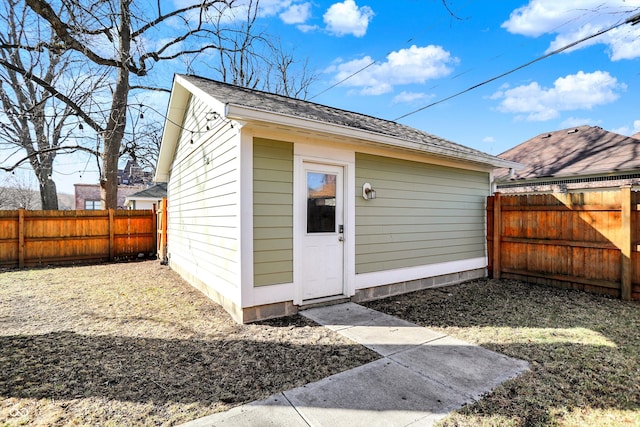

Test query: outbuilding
[155,74,519,323]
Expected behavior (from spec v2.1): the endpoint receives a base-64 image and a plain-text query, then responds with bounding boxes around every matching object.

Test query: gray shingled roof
[495,125,640,181]
[127,182,167,199]
[180,75,508,166]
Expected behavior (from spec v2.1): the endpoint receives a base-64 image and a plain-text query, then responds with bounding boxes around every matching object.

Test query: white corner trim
[239,130,255,308]
[355,257,487,289]
[249,283,295,307]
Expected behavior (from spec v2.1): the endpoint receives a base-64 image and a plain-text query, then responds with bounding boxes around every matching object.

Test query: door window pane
[307,172,336,233]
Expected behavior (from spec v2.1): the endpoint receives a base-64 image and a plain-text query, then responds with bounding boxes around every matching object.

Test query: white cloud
[502,0,640,60]
[482,136,495,143]
[611,121,640,136]
[280,2,311,24]
[323,0,374,37]
[298,24,320,33]
[392,91,432,104]
[492,71,625,121]
[330,45,458,95]
[611,126,630,135]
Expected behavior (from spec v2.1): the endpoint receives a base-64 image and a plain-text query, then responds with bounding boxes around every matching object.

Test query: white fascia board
[224,103,521,170]
[155,75,231,182]
[154,78,189,182]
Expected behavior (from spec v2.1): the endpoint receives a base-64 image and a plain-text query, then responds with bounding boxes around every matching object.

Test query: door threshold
[300,295,350,310]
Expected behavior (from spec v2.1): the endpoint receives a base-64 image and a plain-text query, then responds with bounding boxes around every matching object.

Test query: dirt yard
[363,279,640,426]
[0,261,378,426]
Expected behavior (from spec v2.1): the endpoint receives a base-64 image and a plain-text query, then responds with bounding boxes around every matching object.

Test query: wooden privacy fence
[487,187,639,301]
[0,209,156,268]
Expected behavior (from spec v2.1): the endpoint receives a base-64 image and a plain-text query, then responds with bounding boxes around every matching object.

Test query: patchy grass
[0,261,378,426]
[363,279,640,427]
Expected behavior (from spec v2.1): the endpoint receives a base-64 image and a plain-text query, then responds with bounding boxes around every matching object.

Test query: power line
[393,10,640,122]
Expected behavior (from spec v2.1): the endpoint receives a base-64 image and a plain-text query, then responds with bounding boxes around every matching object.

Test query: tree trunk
[100,0,130,209]
[37,155,59,210]
[39,178,58,210]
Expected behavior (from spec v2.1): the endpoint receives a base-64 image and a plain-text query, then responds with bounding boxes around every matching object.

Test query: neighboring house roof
[126,182,167,199]
[632,132,640,140]
[124,183,167,209]
[495,125,640,182]
[155,75,519,181]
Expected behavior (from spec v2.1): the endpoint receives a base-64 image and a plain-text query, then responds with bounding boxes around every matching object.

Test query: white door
[301,163,345,300]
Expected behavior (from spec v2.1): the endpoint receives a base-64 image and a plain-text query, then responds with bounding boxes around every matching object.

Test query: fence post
[493,192,502,279]
[621,186,632,301]
[18,208,25,268]
[109,208,115,262]
[158,197,168,263]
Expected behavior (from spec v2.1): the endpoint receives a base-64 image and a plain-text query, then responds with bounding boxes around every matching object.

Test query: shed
[155,74,519,323]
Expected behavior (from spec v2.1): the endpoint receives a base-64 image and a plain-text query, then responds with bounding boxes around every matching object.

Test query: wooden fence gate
[487,187,639,301]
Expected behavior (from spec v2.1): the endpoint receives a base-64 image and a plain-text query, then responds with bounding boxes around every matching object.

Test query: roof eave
[496,167,640,184]
[225,103,520,170]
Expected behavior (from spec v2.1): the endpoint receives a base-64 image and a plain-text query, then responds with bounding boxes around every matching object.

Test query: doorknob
[338,236,344,242]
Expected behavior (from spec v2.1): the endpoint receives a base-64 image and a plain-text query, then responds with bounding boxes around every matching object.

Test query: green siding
[253,138,294,286]
[355,153,489,274]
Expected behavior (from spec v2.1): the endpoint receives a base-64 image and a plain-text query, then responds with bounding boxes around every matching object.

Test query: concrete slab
[390,336,530,400]
[301,301,445,356]
[301,302,390,331]
[181,303,530,427]
[284,358,470,427]
[338,324,445,356]
[178,394,307,427]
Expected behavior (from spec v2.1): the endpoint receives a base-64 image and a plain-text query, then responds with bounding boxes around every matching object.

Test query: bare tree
[0,172,38,209]
[0,0,104,209]
[210,1,317,99]
[4,0,236,209]
[121,110,162,175]
[263,41,317,99]
[2,0,319,212]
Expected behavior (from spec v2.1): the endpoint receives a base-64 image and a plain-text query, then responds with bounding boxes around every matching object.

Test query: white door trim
[293,152,355,305]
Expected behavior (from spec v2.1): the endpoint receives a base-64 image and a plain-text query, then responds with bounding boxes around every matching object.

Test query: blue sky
[268,0,640,154]
[6,0,640,195]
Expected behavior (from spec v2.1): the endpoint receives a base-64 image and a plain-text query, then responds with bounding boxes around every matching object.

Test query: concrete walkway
[180,302,529,427]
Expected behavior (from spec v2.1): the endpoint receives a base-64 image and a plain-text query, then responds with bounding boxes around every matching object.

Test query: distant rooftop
[127,182,167,199]
[495,125,640,182]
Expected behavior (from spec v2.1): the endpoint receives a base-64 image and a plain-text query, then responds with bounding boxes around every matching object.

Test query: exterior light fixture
[362,182,376,200]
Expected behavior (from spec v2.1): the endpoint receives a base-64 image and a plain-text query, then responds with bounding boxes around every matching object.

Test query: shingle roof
[179,75,510,167]
[127,182,167,199]
[495,125,640,181]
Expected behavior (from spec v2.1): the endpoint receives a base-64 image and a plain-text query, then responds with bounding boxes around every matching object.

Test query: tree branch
[0,58,104,133]
[24,0,140,73]
[0,145,100,172]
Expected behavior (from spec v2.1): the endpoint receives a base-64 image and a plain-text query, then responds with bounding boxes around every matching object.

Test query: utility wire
[393,11,640,121]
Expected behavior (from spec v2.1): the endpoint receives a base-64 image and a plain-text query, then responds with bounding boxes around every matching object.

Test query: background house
[495,125,640,193]
[124,182,167,210]
[74,159,154,209]
[74,184,146,210]
[155,74,519,323]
